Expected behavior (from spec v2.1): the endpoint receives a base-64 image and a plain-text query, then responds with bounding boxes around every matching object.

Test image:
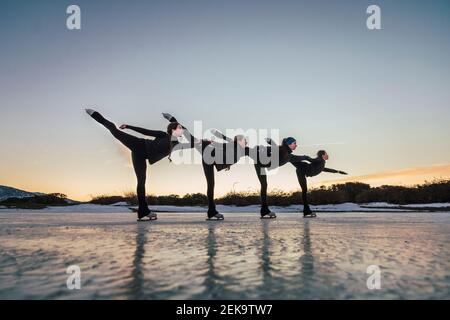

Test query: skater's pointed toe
[162,113,174,121]
[85,108,96,116]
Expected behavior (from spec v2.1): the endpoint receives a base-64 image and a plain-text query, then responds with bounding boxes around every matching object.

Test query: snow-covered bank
[0,202,449,213]
[362,202,450,208]
[0,204,128,213]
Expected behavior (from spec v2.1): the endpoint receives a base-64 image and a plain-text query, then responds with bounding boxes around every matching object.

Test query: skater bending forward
[290,150,347,218]
[162,114,248,220]
[85,109,197,221]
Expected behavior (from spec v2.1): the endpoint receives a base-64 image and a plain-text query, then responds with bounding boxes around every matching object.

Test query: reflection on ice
[0,212,449,299]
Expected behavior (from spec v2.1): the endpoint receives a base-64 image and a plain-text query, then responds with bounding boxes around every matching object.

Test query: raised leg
[90,112,146,156]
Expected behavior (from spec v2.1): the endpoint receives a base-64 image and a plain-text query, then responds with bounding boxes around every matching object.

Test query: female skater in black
[162,114,248,220]
[205,129,300,219]
[85,109,197,221]
[291,150,347,217]
[208,133,306,219]
[208,130,249,219]
[252,137,310,218]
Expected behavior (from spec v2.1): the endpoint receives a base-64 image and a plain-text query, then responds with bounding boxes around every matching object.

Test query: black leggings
[254,164,269,210]
[295,162,309,208]
[92,112,149,213]
[202,162,216,213]
[197,141,217,214]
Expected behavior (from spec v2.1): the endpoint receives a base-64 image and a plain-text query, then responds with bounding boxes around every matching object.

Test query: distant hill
[0,186,79,209]
[0,185,43,201]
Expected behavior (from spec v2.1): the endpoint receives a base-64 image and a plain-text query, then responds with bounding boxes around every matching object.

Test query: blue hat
[282,137,296,146]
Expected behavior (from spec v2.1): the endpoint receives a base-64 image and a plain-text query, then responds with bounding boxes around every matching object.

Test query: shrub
[88,180,450,206]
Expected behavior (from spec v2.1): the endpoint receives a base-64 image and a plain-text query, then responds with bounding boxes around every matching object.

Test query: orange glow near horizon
[314,164,450,188]
[3,163,449,202]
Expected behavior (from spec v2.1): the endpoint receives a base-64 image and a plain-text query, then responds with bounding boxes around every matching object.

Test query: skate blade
[137,216,158,222]
[260,216,277,219]
[303,215,317,218]
[205,218,224,221]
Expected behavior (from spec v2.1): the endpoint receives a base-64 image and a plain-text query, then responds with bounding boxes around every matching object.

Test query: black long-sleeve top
[126,119,196,164]
[208,131,248,171]
[291,155,340,177]
[210,133,295,170]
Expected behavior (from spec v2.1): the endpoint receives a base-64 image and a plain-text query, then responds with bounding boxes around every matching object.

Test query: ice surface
[0,211,449,299]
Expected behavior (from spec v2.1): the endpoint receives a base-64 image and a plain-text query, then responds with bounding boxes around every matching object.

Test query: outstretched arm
[323,167,348,175]
[120,124,166,138]
[211,129,233,143]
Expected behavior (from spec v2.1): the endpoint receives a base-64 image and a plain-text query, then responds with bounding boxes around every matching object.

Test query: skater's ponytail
[167,122,181,162]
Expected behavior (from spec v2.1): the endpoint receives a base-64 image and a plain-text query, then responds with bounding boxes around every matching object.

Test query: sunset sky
[1,0,449,201]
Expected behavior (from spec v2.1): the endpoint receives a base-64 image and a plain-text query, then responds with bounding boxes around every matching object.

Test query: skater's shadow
[253,220,276,299]
[126,218,315,299]
[194,222,232,299]
[257,219,315,298]
[298,220,315,296]
[260,220,272,284]
[127,223,157,299]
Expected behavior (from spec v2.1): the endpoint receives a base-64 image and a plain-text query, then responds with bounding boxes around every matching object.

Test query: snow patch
[0,204,127,213]
[0,202,449,214]
[362,202,450,208]
[111,202,129,207]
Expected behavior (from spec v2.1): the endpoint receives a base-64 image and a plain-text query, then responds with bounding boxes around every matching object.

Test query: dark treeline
[90,179,450,206]
[2,180,448,209]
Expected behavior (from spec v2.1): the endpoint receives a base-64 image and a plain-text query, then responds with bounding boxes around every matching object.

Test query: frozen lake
[0,211,449,299]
